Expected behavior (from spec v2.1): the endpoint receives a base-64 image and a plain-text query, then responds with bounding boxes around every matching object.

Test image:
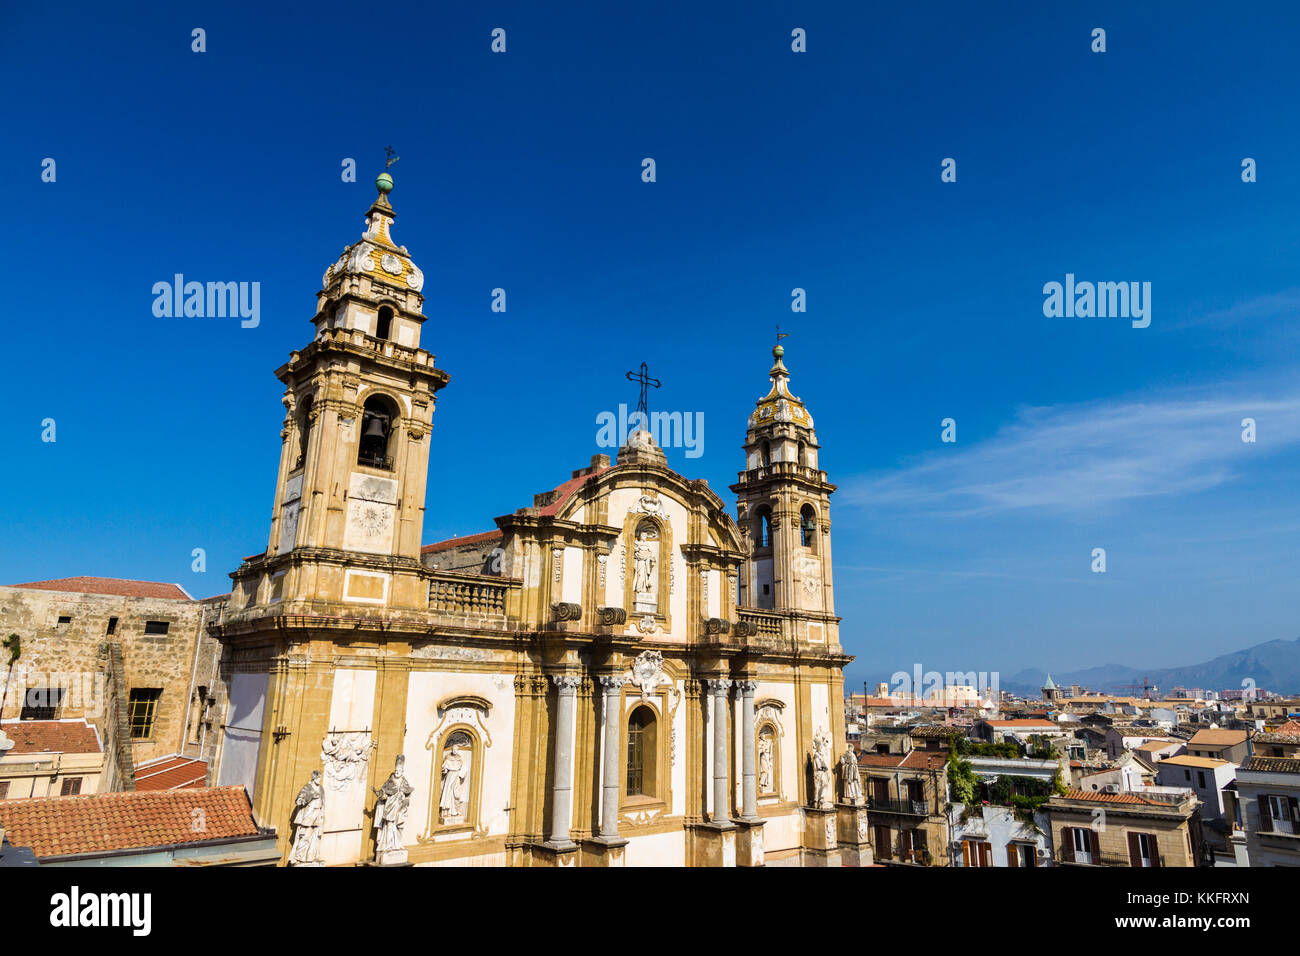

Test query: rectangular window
[906,779,924,803]
[1135,832,1157,867]
[1072,827,1094,865]
[128,688,163,738]
[1018,843,1038,867]
[143,620,170,635]
[0,781,9,799]
[106,616,118,635]
[20,686,64,721]
[56,615,72,627]
[60,777,82,796]
[626,722,644,796]
[1197,770,1206,789]
[874,824,892,861]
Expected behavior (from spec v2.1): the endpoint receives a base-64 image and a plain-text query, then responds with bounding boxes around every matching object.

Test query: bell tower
[731,343,838,643]
[236,167,450,614]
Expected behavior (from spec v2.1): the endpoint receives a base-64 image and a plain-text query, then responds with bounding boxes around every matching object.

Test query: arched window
[754,507,773,550]
[626,706,657,797]
[800,504,817,549]
[375,305,394,341]
[760,440,771,467]
[295,395,313,471]
[358,394,398,470]
[797,440,806,466]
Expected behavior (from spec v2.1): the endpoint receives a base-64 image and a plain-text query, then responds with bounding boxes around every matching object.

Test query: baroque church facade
[210,171,860,867]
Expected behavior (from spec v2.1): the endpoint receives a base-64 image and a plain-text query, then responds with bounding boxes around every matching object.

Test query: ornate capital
[598,675,627,692]
[735,680,758,696]
[706,678,732,695]
[550,674,582,693]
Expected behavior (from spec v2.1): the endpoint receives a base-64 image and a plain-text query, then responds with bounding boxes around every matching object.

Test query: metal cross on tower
[384,145,400,169]
[625,361,661,422]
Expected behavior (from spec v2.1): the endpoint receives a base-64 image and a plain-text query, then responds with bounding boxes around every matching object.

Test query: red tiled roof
[0,787,259,860]
[422,529,503,555]
[1188,729,1249,747]
[0,719,101,755]
[6,576,191,601]
[986,719,1058,728]
[854,750,948,770]
[535,468,608,516]
[421,466,610,554]
[134,754,208,791]
[901,751,949,770]
[1056,788,1171,806]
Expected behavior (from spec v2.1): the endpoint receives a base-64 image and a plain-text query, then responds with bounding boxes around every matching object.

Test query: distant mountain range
[1002,637,1300,698]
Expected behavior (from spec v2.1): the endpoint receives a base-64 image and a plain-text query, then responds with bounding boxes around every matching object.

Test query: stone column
[547,674,582,846]
[737,680,758,820]
[709,679,733,823]
[598,675,627,839]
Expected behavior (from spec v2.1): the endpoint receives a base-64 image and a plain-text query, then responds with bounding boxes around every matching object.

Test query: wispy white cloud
[841,385,1300,517]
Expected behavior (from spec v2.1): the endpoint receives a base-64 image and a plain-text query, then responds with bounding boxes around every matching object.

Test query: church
[210,169,860,867]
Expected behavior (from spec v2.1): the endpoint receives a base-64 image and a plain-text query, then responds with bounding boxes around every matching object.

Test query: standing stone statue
[372,754,414,864]
[758,733,773,793]
[633,531,656,595]
[839,748,864,806]
[288,770,325,866]
[439,741,469,824]
[811,730,833,809]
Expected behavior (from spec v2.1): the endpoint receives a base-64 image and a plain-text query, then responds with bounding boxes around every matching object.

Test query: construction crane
[1116,676,1157,700]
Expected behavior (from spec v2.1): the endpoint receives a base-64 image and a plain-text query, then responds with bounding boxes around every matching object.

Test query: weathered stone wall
[0,586,214,768]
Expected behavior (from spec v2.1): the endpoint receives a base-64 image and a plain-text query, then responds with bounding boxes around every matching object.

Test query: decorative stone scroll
[705,617,731,636]
[733,620,759,639]
[597,606,627,626]
[552,601,582,623]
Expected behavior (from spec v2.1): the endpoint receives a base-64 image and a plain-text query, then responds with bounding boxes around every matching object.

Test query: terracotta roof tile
[6,577,191,601]
[1243,756,1300,774]
[1055,788,1170,806]
[421,529,503,555]
[1188,729,1249,747]
[0,787,258,860]
[133,754,208,791]
[0,719,101,755]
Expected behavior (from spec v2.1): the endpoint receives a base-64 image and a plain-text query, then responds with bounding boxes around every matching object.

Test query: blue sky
[2,2,1298,690]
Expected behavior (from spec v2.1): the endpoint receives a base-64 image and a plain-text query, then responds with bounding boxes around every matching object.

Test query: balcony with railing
[427,569,519,622]
[736,607,783,639]
[868,796,930,817]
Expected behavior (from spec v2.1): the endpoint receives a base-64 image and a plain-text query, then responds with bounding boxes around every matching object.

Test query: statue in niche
[839,748,864,806]
[758,730,774,793]
[438,733,472,825]
[632,521,659,612]
[811,730,833,810]
[372,754,414,862]
[288,770,324,866]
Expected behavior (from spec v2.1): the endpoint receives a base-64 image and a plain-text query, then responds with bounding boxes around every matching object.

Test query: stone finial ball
[773,344,785,358]
[376,172,394,193]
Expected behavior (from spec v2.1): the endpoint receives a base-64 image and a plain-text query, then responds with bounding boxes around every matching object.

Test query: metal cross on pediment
[384,145,400,169]
[625,362,661,420]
